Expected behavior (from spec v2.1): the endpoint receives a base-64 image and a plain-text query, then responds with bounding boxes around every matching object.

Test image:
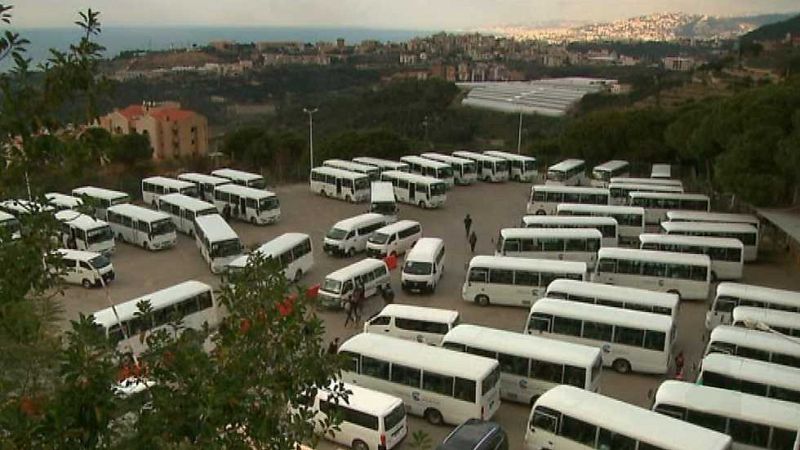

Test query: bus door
[409,184,415,201]
[336,178,342,195]
[239,197,246,217]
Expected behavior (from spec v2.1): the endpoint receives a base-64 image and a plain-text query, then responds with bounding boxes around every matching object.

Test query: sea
[7,26,433,68]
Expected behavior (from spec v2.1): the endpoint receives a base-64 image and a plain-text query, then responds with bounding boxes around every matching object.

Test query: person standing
[469,230,477,253]
[326,337,340,355]
[463,214,473,237]
[343,297,356,328]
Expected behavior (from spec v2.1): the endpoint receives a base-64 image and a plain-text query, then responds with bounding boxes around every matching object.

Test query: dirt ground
[58,181,800,449]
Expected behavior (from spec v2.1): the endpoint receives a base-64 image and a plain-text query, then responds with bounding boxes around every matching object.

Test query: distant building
[97,101,208,161]
[209,40,235,52]
[663,56,696,72]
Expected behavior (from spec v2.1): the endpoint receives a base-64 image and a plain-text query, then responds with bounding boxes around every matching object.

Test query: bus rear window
[383,403,406,431]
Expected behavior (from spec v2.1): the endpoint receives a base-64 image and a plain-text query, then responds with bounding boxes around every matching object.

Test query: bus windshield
[322,278,342,294]
[403,261,432,275]
[181,186,198,197]
[440,167,454,178]
[371,202,396,215]
[249,179,266,189]
[592,170,607,181]
[326,228,348,240]
[197,208,217,217]
[89,254,111,269]
[211,239,242,258]
[1,218,20,234]
[150,219,175,236]
[354,178,370,191]
[463,162,477,174]
[547,170,564,181]
[87,225,114,244]
[495,161,508,172]
[369,232,390,245]
[430,183,446,196]
[525,160,537,171]
[259,197,279,212]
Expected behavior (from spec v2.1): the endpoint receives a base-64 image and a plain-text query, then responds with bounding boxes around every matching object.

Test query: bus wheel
[667,289,682,301]
[476,295,490,307]
[418,201,425,208]
[346,248,355,257]
[294,270,302,283]
[346,195,353,203]
[117,233,124,243]
[612,359,631,374]
[250,217,256,225]
[321,190,327,197]
[352,440,368,450]
[535,209,546,215]
[143,241,150,250]
[424,408,444,426]
[82,279,94,289]
[711,271,718,283]
[529,395,540,406]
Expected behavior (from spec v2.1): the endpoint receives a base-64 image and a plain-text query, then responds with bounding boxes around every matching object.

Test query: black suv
[436,419,509,450]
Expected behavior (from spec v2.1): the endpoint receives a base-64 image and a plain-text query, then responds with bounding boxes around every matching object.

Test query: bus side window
[531,406,559,433]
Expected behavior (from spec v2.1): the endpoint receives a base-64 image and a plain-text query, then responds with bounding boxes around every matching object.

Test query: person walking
[343,295,357,328]
[352,282,365,323]
[222,203,232,221]
[463,214,473,237]
[469,230,477,253]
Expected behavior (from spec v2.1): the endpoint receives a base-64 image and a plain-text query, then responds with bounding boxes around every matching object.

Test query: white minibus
[379,171,446,209]
[484,151,538,182]
[732,306,800,337]
[177,172,231,202]
[352,157,410,173]
[323,159,381,181]
[400,155,455,188]
[651,163,672,179]
[452,151,509,182]
[661,221,759,262]
[629,191,710,225]
[594,247,711,300]
[706,283,800,331]
[608,182,683,206]
[364,304,460,345]
[666,210,760,231]
[420,152,478,185]
[310,166,371,203]
[443,324,602,404]
[590,160,629,188]
[705,325,800,370]
[141,176,197,206]
[0,199,53,217]
[557,203,645,247]
[156,193,218,236]
[227,233,313,282]
[338,333,501,426]
[697,354,800,405]
[522,215,618,248]
[318,258,390,309]
[323,213,388,257]
[527,185,609,216]
[92,280,219,355]
[45,192,83,210]
[194,214,243,274]
[401,238,445,293]
[211,168,266,189]
[546,159,586,186]
[369,181,398,223]
[524,385,733,450]
[610,177,683,189]
[653,380,800,450]
[640,233,744,281]
[0,211,21,241]
[546,279,679,320]
[310,382,407,450]
[55,210,115,255]
[495,228,601,269]
[366,220,422,259]
[462,255,587,308]
[71,186,131,221]
[213,184,280,225]
[54,249,115,288]
[106,204,177,251]
[525,298,676,374]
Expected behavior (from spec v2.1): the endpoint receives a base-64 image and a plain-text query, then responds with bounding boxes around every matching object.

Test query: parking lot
[59,180,800,448]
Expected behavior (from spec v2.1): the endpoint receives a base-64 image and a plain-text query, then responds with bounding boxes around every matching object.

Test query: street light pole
[303,107,318,170]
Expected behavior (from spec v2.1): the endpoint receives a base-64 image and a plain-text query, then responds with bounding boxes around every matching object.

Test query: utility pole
[516,108,523,154]
[303,107,318,170]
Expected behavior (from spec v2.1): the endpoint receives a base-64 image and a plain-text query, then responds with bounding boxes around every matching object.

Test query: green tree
[109,133,153,166]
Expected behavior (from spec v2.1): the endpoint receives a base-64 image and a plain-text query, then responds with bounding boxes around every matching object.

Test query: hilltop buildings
[97,101,208,161]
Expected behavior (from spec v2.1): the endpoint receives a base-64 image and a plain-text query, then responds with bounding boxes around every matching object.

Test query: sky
[12,0,800,29]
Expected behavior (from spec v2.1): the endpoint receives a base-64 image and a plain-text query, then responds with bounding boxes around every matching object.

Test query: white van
[364,304,460,345]
[365,220,422,259]
[54,249,115,288]
[401,237,445,293]
[310,382,407,450]
[370,181,398,223]
[318,258,391,309]
[323,213,387,257]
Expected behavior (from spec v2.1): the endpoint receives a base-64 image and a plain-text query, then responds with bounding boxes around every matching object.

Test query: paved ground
[59,181,800,449]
